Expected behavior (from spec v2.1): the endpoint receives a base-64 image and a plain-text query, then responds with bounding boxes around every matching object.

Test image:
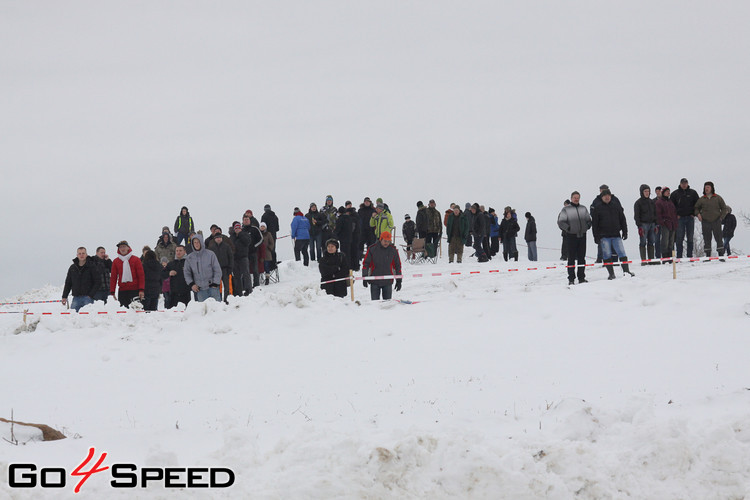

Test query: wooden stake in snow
[672,250,677,279]
[350,270,355,302]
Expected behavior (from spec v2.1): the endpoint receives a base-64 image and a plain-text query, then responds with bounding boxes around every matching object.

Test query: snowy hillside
[2,256,750,499]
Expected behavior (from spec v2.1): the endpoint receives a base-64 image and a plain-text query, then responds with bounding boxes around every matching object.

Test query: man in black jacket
[62,247,101,311]
[91,246,112,303]
[207,233,234,301]
[633,184,658,265]
[593,190,634,280]
[231,222,253,296]
[163,245,191,308]
[590,184,623,263]
[670,178,700,258]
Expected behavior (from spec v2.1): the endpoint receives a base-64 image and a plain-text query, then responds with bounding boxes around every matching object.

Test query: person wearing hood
[592,189,634,280]
[291,207,311,266]
[141,250,163,311]
[319,238,350,298]
[173,206,194,246]
[525,212,538,261]
[155,226,177,263]
[163,245,191,308]
[590,184,623,263]
[670,178,700,258]
[184,233,222,302]
[694,181,728,257]
[656,187,678,260]
[370,202,394,240]
[320,195,337,243]
[633,184,658,265]
[207,233,234,301]
[62,247,100,311]
[499,208,520,261]
[110,240,146,307]
[722,206,737,256]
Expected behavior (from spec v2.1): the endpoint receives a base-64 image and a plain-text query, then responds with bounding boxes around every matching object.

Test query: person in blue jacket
[291,207,311,266]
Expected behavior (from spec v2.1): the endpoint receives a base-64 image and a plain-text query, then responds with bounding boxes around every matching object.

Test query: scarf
[118,252,133,283]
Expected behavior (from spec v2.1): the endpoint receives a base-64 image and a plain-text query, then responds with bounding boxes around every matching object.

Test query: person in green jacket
[370,202,394,240]
[446,205,469,263]
[694,181,728,257]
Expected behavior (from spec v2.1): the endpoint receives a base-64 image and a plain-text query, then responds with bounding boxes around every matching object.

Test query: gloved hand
[394,279,402,292]
[594,237,600,244]
[638,227,644,237]
[362,278,368,288]
[622,232,628,240]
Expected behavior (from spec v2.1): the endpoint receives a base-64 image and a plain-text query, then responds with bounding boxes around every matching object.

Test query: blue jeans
[71,296,93,312]
[638,223,657,248]
[310,233,323,261]
[195,287,221,303]
[600,237,627,260]
[527,241,537,261]
[724,236,733,256]
[675,216,694,258]
[370,283,393,300]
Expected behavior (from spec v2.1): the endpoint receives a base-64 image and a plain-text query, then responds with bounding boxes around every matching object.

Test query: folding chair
[408,238,427,264]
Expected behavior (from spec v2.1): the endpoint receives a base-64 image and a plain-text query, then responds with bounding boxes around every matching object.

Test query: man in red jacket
[109,240,145,308]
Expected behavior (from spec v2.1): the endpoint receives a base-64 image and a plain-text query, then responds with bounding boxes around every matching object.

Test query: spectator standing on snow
[230,222,253,296]
[163,245,191,308]
[260,223,275,284]
[173,206,194,246]
[306,203,326,261]
[358,197,377,251]
[261,204,279,238]
[207,233,234,301]
[560,199,570,261]
[142,250,162,311]
[362,231,402,300]
[446,204,469,264]
[499,209,520,261]
[319,238,350,298]
[694,181,728,257]
[184,233,222,303]
[370,202,394,240]
[723,206,737,256]
[334,206,353,263]
[670,178,700,258]
[488,208,500,257]
[655,187,678,261]
[160,257,171,308]
[347,206,362,271]
[320,195,337,244]
[242,214,264,287]
[558,192,592,285]
[634,184,658,265]
[654,186,663,260]
[415,201,428,239]
[402,214,416,259]
[110,240,145,307]
[470,203,488,262]
[590,184,623,263]
[592,189,634,280]
[525,212,538,261]
[291,207,311,266]
[155,227,177,263]
[425,199,442,249]
[62,247,100,311]
[91,246,112,303]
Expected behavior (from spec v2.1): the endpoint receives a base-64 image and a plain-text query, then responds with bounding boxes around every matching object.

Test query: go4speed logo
[8,447,235,493]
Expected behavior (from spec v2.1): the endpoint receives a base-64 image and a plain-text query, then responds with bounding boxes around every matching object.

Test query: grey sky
[2,1,749,298]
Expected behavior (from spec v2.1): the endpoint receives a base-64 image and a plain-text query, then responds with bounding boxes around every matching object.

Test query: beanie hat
[309,202,316,208]
[210,224,219,231]
[162,226,170,233]
[233,222,242,230]
[599,184,609,190]
[465,202,471,209]
[338,206,346,214]
[525,212,531,218]
[260,222,267,228]
[264,204,271,211]
[364,196,371,202]
[655,186,662,191]
[380,231,392,241]
[376,197,383,203]
[704,181,715,193]
[326,195,333,202]
[601,188,612,197]
[325,238,339,249]
[417,201,424,208]
[404,214,411,219]
[377,203,384,209]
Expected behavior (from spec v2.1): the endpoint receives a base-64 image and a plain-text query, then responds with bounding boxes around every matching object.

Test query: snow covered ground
[2,254,750,499]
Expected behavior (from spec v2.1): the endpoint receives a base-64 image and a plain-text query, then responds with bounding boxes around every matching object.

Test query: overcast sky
[2,1,749,298]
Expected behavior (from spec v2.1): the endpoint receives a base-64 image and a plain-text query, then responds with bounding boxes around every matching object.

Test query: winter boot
[264,273,270,286]
[639,246,647,266]
[621,257,635,276]
[605,258,616,280]
[647,245,657,265]
[718,247,725,261]
[503,252,508,262]
[512,251,519,262]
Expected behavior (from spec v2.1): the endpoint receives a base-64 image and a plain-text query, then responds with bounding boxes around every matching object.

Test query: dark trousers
[425,232,440,248]
[490,236,500,256]
[118,290,139,308]
[473,237,486,259]
[233,256,252,295]
[249,252,260,286]
[370,283,393,300]
[220,267,232,301]
[701,219,724,256]
[676,215,695,258]
[294,239,310,266]
[171,290,191,308]
[93,290,109,303]
[565,234,587,282]
[143,295,159,311]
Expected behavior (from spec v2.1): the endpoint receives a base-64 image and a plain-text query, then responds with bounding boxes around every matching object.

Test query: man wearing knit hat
[670,178,700,258]
[230,221,253,295]
[362,231,402,300]
[370,201,394,240]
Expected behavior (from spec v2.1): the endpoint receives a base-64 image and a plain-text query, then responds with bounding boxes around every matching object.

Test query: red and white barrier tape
[0,310,185,316]
[0,300,63,306]
[320,254,749,284]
